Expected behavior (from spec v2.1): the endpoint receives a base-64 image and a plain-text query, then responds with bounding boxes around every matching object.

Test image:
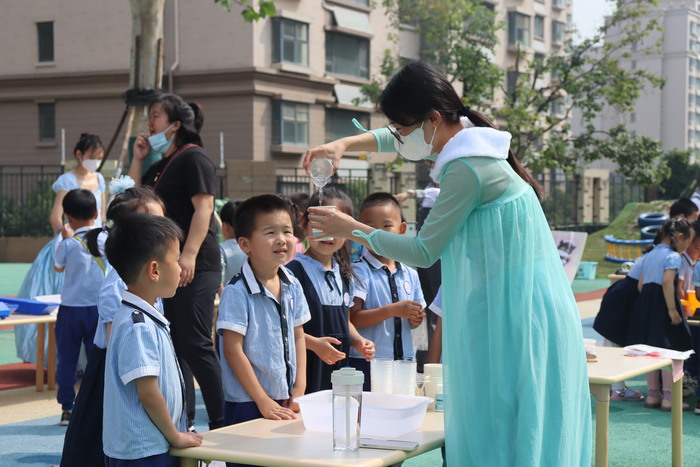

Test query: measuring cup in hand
[309,158,334,187]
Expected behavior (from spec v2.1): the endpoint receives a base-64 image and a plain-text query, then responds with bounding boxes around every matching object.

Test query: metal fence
[0,165,63,237]
[534,170,645,229]
[0,164,644,236]
[276,168,379,210]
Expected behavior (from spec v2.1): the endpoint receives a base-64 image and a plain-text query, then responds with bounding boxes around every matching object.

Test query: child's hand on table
[257,397,297,420]
[171,431,203,449]
[284,387,305,413]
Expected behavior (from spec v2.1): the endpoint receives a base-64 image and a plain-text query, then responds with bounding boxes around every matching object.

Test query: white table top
[171,412,445,467]
[587,346,672,385]
[0,312,57,326]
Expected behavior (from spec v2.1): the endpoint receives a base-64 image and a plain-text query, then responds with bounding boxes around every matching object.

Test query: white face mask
[393,121,438,161]
[81,158,100,173]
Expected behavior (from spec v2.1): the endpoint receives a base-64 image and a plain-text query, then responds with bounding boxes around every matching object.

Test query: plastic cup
[312,205,336,241]
[392,360,417,396]
[370,358,393,393]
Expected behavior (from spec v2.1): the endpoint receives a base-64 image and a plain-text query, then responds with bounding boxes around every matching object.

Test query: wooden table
[171,412,444,467]
[2,313,56,391]
[588,346,682,467]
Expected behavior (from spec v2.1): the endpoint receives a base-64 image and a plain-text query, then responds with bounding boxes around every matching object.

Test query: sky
[572,0,615,41]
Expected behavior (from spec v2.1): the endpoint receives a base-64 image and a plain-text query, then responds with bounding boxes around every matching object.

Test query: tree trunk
[120,0,165,170]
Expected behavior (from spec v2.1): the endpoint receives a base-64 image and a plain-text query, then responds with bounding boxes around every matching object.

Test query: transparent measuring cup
[309,158,333,188]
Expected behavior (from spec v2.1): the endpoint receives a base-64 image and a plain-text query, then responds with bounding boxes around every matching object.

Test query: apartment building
[400,0,571,103]
[0,0,396,171]
[575,0,700,167]
[489,0,572,107]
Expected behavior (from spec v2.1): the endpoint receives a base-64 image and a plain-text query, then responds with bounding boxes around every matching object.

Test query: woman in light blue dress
[15,134,106,364]
[305,61,591,466]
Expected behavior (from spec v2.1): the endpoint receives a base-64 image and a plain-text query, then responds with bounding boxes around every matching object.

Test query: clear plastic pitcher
[331,367,364,451]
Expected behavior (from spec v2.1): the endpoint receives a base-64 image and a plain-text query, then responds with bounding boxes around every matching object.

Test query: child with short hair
[286,187,375,392]
[217,194,310,436]
[54,188,108,426]
[103,213,202,466]
[349,192,425,390]
[670,198,699,221]
[61,183,166,467]
[219,200,247,284]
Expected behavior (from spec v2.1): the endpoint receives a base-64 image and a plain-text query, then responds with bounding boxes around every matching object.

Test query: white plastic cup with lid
[331,367,364,451]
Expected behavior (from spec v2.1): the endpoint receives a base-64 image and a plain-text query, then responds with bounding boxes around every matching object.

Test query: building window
[37,21,54,62]
[272,18,309,66]
[272,101,309,146]
[325,109,369,142]
[343,0,369,6]
[551,99,565,116]
[326,32,369,79]
[506,71,520,98]
[630,112,636,123]
[631,60,637,70]
[534,15,545,40]
[38,103,56,141]
[552,21,566,44]
[508,12,531,47]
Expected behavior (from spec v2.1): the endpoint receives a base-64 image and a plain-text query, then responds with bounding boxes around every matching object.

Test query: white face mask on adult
[393,121,438,161]
[81,158,100,173]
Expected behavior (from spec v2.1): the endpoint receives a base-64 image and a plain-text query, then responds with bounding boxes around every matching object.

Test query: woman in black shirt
[128,93,224,430]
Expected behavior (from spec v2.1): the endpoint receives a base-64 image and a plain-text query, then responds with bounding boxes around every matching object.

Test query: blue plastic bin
[576,261,598,280]
[0,297,58,315]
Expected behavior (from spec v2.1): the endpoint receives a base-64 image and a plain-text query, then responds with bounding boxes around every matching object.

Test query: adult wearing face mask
[128,93,224,431]
[304,61,592,466]
[15,133,106,366]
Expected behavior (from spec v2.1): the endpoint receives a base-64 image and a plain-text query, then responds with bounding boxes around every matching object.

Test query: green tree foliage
[397,0,502,105]
[366,0,669,187]
[213,0,276,22]
[658,149,699,198]
[496,0,666,185]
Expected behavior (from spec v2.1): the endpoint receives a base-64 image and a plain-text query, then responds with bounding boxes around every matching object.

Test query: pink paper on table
[624,344,694,382]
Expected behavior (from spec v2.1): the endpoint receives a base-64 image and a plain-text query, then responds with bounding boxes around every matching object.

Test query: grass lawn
[580,200,673,278]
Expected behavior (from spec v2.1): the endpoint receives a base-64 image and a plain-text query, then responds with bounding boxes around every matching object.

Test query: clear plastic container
[332,367,364,451]
[370,358,393,393]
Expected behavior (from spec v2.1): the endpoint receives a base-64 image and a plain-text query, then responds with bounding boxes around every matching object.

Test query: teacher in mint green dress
[305,61,591,466]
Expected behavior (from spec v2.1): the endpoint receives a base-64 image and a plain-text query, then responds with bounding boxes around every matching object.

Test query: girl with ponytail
[302,60,590,466]
[285,187,375,392]
[625,217,694,411]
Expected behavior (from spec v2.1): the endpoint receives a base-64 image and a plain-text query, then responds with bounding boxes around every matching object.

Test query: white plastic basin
[294,390,432,438]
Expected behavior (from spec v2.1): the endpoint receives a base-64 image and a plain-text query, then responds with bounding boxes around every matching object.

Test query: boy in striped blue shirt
[103,214,202,466]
